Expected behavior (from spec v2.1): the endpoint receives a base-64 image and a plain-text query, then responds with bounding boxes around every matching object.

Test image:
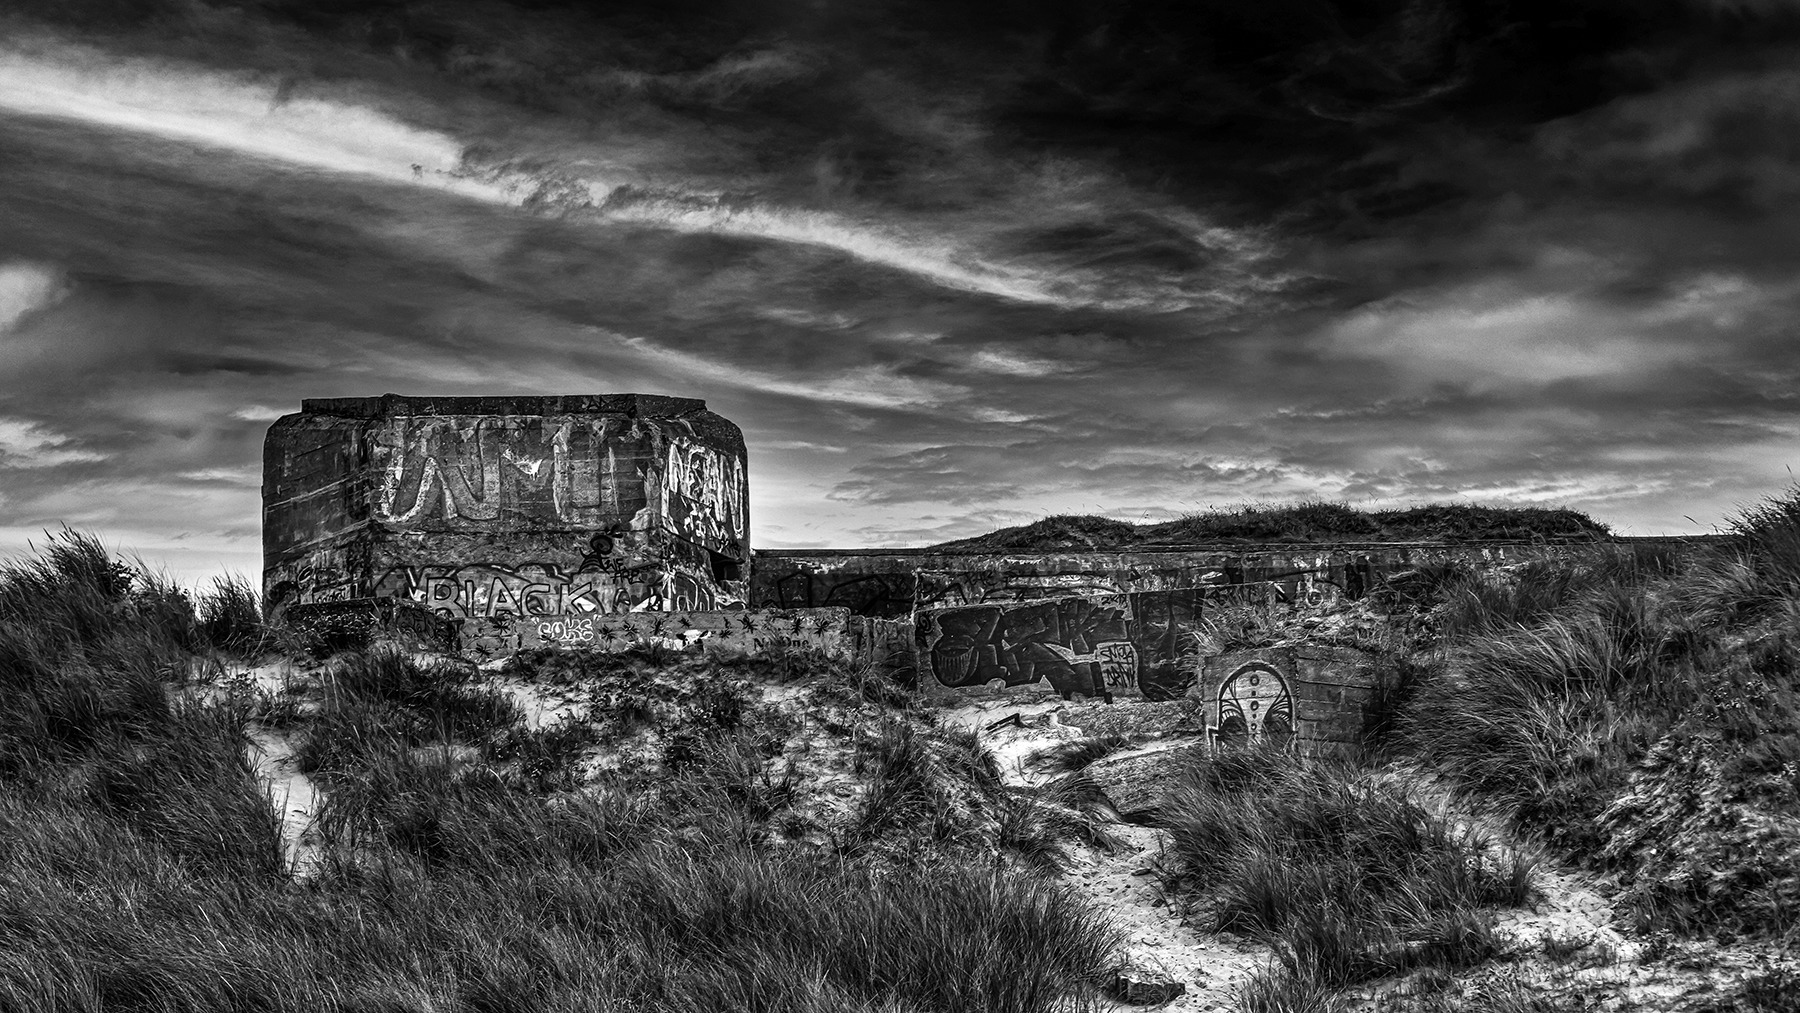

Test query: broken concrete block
[1083,740,1204,824]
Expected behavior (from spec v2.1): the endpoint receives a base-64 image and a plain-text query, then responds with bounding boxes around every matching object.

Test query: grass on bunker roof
[931,501,1610,551]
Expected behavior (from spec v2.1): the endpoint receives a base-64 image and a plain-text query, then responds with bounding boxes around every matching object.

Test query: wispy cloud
[0,38,499,198]
[0,418,104,468]
[0,260,66,332]
[610,332,967,411]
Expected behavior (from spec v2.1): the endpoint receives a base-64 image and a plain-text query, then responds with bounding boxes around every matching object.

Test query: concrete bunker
[262,393,750,647]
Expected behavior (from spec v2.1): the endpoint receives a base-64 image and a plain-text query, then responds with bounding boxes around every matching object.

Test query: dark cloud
[2,0,1800,577]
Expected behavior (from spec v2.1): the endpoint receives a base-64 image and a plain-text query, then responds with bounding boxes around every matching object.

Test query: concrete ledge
[468,607,855,662]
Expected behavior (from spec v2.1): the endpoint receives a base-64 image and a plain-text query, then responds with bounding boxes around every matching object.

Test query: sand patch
[940,696,1276,1009]
[246,726,323,880]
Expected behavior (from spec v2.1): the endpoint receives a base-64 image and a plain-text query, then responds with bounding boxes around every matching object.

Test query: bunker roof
[298,393,711,419]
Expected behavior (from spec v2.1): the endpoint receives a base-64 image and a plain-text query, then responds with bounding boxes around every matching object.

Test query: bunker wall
[751,540,1700,617]
[263,394,750,633]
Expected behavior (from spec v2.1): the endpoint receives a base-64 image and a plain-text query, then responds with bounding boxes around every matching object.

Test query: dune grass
[844,717,1123,875]
[0,532,1126,1013]
[1401,488,1800,940]
[294,648,523,777]
[1159,746,1535,1011]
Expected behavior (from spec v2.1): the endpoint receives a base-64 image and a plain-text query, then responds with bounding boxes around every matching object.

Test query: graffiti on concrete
[1096,641,1141,689]
[265,396,752,633]
[370,418,747,555]
[1198,568,1342,608]
[378,560,722,619]
[767,571,918,619]
[851,615,918,681]
[916,590,1203,700]
[264,543,370,616]
[288,555,356,605]
[373,416,625,526]
[922,596,1129,698]
[1196,647,1383,756]
[521,608,849,656]
[662,437,748,554]
[1212,660,1295,746]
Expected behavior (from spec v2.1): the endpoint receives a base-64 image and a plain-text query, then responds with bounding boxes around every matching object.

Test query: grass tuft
[1163,747,1533,1005]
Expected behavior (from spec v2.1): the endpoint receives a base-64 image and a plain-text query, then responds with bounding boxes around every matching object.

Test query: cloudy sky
[2,0,1799,585]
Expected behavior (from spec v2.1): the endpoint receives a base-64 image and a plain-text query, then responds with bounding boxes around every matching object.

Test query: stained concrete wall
[752,540,1702,618]
[914,589,1203,701]
[263,394,750,640]
[1195,645,1381,756]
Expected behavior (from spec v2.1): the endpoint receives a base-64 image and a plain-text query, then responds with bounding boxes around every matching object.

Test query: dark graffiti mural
[1131,587,1203,701]
[376,560,722,620]
[1212,661,1295,746]
[925,597,1128,698]
[916,589,1202,700]
[1195,647,1383,756]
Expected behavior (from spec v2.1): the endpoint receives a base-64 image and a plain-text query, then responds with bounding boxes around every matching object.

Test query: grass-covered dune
[1397,490,1800,943]
[0,534,1123,1013]
[932,501,1610,551]
[8,482,1800,1012]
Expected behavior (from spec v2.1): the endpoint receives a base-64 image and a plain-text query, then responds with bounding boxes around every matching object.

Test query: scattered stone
[1105,960,1188,1006]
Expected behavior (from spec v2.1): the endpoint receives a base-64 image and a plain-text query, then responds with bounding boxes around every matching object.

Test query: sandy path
[940,697,1272,1010]
[246,727,323,879]
[1073,822,1268,1012]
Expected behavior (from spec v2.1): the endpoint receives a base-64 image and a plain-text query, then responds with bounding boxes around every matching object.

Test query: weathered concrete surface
[475,607,851,662]
[1194,645,1381,756]
[850,615,917,684]
[750,539,1705,618]
[914,589,1203,702]
[263,394,750,638]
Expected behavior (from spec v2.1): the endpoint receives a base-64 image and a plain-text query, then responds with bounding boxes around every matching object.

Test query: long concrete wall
[497,607,853,661]
[263,394,750,640]
[750,540,1707,618]
[914,589,1201,702]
